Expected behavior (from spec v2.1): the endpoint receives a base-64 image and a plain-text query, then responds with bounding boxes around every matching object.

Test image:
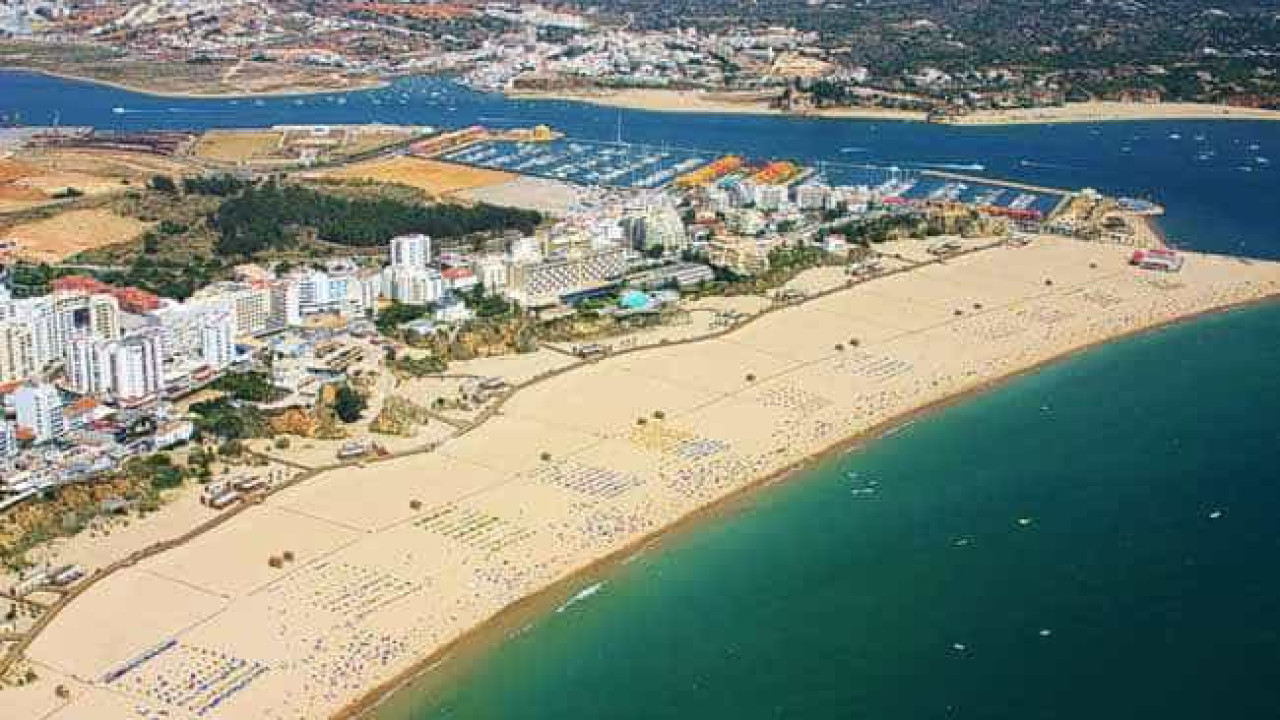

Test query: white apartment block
[112,330,165,403]
[753,183,788,212]
[64,335,113,396]
[707,235,776,277]
[201,316,235,370]
[0,320,38,383]
[150,302,234,367]
[505,247,629,307]
[795,184,829,211]
[9,296,60,370]
[63,329,166,403]
[14,382,64,444]
[381,266,445,306]
[292,269,379,318]
[0,420,17,460]
[53,291,120,346]
[472,254,511,293]
[635,199,687,254]
[272,280,302,328]
[192,283,280,339]
[297,270,338,315]
[390,234,432,268]
[509,235,543,264]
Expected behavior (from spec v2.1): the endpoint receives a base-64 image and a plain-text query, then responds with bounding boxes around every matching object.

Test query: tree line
[210,181,542,257]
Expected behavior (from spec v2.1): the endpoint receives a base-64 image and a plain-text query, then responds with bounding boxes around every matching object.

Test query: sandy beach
[508,88,928,121]
[4,237,1279,720]
[942,101,1280,125]
[510,89,1280,125]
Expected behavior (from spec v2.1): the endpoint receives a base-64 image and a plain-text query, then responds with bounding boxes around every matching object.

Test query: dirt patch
[0,148,194,214]
[32,148,193,179]
[192,131,285,163]
[315,157,513,197]
[1,208,151,263]
[0,158,39,182]
[0,158,51,211]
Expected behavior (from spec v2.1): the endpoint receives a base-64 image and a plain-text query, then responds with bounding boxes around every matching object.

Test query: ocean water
[2,70,1279,258]
[3,70,1280,718]
[379,303,1280,720]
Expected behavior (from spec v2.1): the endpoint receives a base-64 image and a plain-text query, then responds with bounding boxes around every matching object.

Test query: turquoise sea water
[379,304,1280,719]
[3,70,1279,718]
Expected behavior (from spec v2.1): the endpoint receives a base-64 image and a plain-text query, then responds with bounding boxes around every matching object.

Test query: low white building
[286,265,380,319]
[795,184,829,210]
[154,420,195,449]
[472,254,511,293]
[753,184,788,212]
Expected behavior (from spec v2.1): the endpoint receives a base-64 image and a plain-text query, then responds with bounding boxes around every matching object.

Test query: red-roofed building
[442,266,479,292]
[51,276,161,313]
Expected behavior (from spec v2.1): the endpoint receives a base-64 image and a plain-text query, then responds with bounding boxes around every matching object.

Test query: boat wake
[919,162,986,172]
[166,107,232,114]
[556,582,605,613]
[899,162,985,172]
[1019,159,1081,170]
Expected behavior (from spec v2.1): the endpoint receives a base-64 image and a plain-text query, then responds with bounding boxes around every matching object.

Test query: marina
[433,134,1068,220]
[438,138,709,190]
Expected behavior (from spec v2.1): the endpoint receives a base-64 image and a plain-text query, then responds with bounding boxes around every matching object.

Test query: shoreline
[941,101,1280,125]
[507,88,928,121]
[337,291,1280,720]
[10,239,1280,720]
[0,66,389,100]
[6,67,1279,125]
[508,88,1280,125]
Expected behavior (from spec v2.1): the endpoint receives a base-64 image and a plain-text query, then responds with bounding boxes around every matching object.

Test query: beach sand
[509,88,928,121]
[943,101,1280,125]
[510,89,1280,125]
[8,238,1280,719]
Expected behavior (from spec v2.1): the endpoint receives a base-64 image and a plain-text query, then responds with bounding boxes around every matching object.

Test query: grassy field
[192,127,421,167]
[192,131,287,163]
